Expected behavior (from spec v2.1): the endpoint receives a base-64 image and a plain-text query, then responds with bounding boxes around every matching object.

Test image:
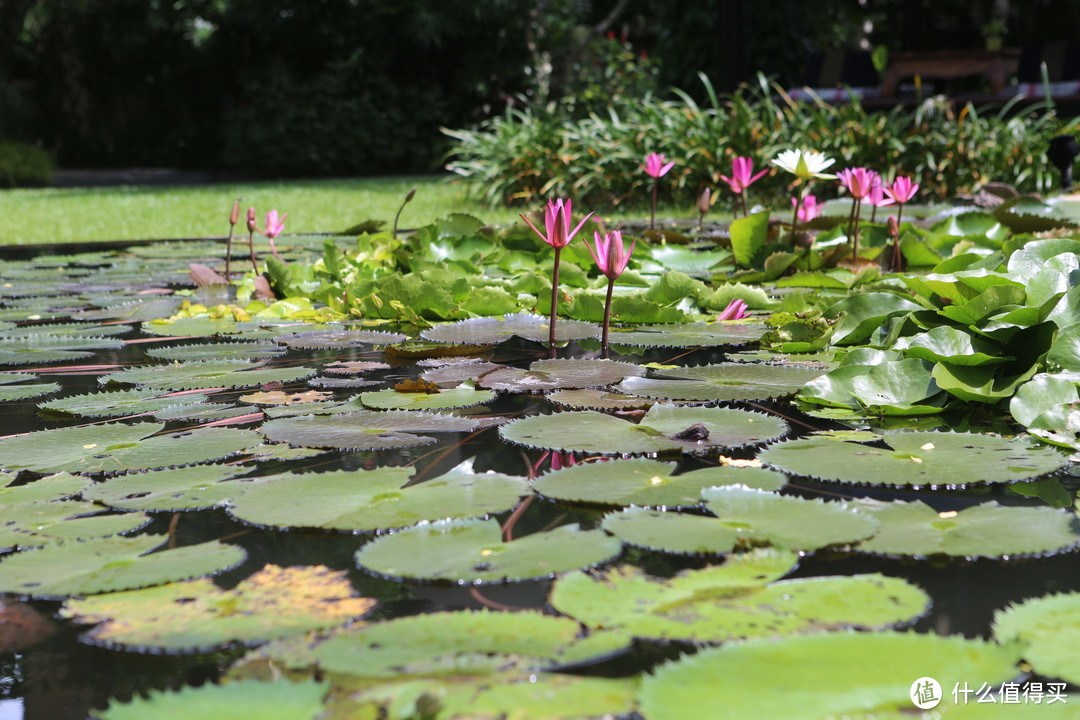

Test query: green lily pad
[545,388,655,411]
[0,500,151,551]
[228,464,526,531]
[140,316,240,337]
[420,361,506,387]
[993,591,1080,685]
[500,404,787,455]
[261,411,483,451]
[478,358,644,392]
[63,564,378,652]
[152,402,261,424]
[38,389,212,418]
[0,378,61,401]
[616,363,824,403]
[355,518,622,584]
[606,322,766,348]
[94,679,328,720]
[601,507,740,555]
[276,329,407,349]
[532,458,785,507]
[100,360,316,391]
[0,422,261,474]
[353,386,497,411]
[144,340,286,361]
[82,464,247,511]
[0,321,131,339]
[853,499,1080,558]
[421,313,600,345]
[1,472,90,503]
[0,535,246,599]
[760,431,1067,486]
[638,631,1020,720]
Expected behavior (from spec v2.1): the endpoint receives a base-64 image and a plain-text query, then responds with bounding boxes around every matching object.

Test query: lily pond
[3,198,1080,720]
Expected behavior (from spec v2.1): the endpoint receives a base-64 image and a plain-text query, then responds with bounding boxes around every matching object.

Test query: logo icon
[911,677,943,709]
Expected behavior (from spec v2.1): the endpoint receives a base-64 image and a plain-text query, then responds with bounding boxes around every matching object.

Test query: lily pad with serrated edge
[420,361,507,387]
[322,360,391,375]
[153,402,261,424]
[701,486,878,551]
[546,388,654,411]
[38,389,212,419]
[238,390,332,406]
[616,363,825,404]
[144,340,286,362]
[140,316,239,337]
[0,421,262,474]
[228,464,527,532]
[353,386,497,411]
[239,443,332,463]
[478,358,645,392]
[82,464,247,512]
[1,473,90,503]
[62,564,378,652]
[0,500,151,551]
[261,411,484,451]
[550,548,928,643]
[94,679,329,720]
[0,321,131,338]
[993,591,1080,685]
[638,631,1020,720]
[852,499,1080,559]
[601,507,740,555]
[0,346,94,366]
[275,329,408,349]
[421,313,600,345]
[0,535,246,599]
[500,404,787,456]
[760,430,1068,487]
[100,360,316,391]
[532,458,786,507]
[607,322,766,348]
[0,379,61,401]
[355,518,622,584]
[262,401,346,418]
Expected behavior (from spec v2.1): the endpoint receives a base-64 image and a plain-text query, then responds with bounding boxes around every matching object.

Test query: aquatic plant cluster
[2,174,1080,718]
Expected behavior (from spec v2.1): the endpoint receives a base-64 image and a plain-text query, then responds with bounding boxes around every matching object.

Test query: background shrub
[0,142,53,188]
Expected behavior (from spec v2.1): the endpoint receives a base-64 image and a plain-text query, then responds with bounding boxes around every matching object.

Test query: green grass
[0,173,709,246]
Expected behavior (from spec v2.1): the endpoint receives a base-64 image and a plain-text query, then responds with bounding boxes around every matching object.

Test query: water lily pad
[853,499,1080,558]
[532,458,785,507]
[100,360,316,391]
[546,388,654,410]
[0,378,61,401]
[354,386,497,411]
[421,313,600,345]
[601,507,741,554]
[0,500,151,551]
[606,322,766,348]
[0,422,261,474]
[140,316,239,337]
[0,535,246,599]
[1,472,90,503]
[761,431,1067,486]
[638,631,1020,720]
[38,389,212,418]
[355,518,622,584]
[993,591,1080,685]
[82,464,247,511]
[551,549,927,643]
[500,404,787,455]
[153,402,261,424]
[276,329,407,349]
[420,361,508,387]
[144,340,286,361]
[261,411,483,451]
[228,464,526,531]
[95,678,328,720]
[322,360,391,375]
[0,321,130,339]
[616,363,825,403]
[478,358,644,392]
[63,565,377,652]
[239,390,333,406]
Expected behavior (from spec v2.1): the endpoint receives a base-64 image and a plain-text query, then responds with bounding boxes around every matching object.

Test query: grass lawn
[0,174,705,246]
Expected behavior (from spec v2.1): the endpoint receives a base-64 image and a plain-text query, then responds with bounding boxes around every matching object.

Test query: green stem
[741,192,749,218]
[601,276,615,357]
[248,230,258,274]
[225,226,235,280]
[549,246,562,347]
[790,183,803,235]
[852,198,863,258]
[650,178,658,230]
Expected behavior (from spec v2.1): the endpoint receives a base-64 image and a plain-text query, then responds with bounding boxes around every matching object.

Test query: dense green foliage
[0,142,52,188]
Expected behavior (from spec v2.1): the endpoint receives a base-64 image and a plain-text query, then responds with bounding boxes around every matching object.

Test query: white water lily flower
[772,149,836,179]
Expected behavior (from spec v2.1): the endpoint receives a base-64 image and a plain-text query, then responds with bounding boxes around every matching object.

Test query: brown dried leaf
[394,378,441,394]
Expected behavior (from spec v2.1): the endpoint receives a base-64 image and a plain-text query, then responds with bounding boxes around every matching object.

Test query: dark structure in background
[0,0,1076,177]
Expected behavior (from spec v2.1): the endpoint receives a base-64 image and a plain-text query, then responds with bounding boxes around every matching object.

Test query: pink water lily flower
[587,230,636,280]
[643,152,675,178]
[867,175,891,207]
[837,167,877,200]
[261,209,287,261]
[519,198,593,250]
[718,298,749,320]
[884,176,919,204]
[718,157,768,194]
[792,194,821,223]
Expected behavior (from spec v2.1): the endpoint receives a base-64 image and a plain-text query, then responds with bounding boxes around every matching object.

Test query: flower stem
[852,199,863,258]
[650,178,658,230]
[225,227,234,280]
[741,193,749,218]
[248,230,258,274]
[891,205,905,272]
[548,246,562,347]
[790,183,803,235]
[601,276,615,358]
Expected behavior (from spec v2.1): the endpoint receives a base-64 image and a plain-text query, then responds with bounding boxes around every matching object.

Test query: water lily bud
[888,215,899,237]
[229,199,241,226]
[404,187,417,204]
[246,207,257,233]
[697,188,711,215]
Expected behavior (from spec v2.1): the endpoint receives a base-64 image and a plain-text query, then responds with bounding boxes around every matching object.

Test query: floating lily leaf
[421,313,600,345]
[853,499,1080,558]
[0,500,151,551]
[638,631,1020,720]
[101,360,316,391]
[322,360,391,375]
[701,486,878,551]
[760,431,1066,486]
[1,472,90,503]
[421,361,507,387]
[501,404,787,455]
[145,341,286,361]
[0,335,122,365]
[140,316,238,337]
[228,464,526,531]
[355,518,622,583]
[601,507,740,555]
[606,322,766,348]
[0,378,61,401]
[261,411,483,451]
[354,386,496,411]
[39,389,211,418]
[74,298,181,323]
[238,390,333,406]
[0,536,246,599]
[64,565,377,652]
[306,376,380,389]
[993,591,1080,685]
[545,388,654,411]
[95,679,328,720]
[276,329,407,349]
[0,422,261,474]
[262,400,345,418]
[239,444,331,463]
[153,402,261,424]
[478,359,644,392]
[82,465,246,511]
[0,321,130,339]
[532,458,785,507]
[551,550,927,643]
[617,363,824,403]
